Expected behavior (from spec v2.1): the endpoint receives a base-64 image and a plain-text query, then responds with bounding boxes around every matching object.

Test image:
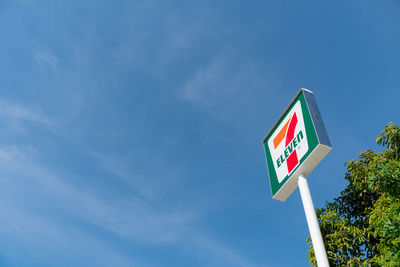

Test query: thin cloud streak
[35,49,58,73]
[0,101,54,126]
[0,145,190,244]
[0,143,260,266]
[180,55,228,104]
[182,230,265,267]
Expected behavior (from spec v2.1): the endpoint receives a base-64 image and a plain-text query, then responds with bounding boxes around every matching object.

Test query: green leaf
[307,123,400,266]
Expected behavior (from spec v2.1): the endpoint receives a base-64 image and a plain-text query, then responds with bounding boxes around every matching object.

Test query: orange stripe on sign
[273,119,290,149]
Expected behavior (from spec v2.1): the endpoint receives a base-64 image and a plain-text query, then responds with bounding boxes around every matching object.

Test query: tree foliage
[307,123,400,266]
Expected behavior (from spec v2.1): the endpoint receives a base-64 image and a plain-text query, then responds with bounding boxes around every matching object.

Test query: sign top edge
[262,88,314,143]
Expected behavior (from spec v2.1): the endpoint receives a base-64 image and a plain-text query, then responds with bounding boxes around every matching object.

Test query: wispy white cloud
[0,145,185,265]
[180,229,264,267]
[0,101,55,130]
[90,150,182,201]
[0,144,191,243]
[178,56,255,130]
[180,59,224,103]
[35,49,58,72]
[0,204,138,267]
[181,52,241,103]
[178,53,259,117]
[0,101,260,265]
[89,150,261,266]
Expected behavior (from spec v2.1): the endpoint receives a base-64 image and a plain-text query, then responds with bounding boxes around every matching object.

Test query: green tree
[307,123,400,266]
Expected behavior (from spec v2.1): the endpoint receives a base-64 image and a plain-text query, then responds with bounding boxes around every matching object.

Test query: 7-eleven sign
[262,89,331,201]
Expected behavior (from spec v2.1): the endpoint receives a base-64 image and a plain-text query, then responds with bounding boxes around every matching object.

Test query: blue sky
[0,1,399,266]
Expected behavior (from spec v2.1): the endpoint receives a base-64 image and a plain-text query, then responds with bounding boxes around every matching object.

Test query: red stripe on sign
[287,150,298,173]
[285,112,298,146]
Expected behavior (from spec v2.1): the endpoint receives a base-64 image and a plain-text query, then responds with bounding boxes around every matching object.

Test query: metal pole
[298,174,329,267]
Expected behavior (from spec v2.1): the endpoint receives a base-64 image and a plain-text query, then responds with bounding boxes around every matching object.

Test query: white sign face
[267,101,309,183]
[262,89,332,201]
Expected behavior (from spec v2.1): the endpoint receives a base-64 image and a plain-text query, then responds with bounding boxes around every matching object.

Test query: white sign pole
[298,174,329,267]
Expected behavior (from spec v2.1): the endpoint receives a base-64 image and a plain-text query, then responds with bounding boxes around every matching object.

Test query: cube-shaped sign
[262,89,331,201]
